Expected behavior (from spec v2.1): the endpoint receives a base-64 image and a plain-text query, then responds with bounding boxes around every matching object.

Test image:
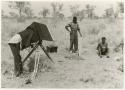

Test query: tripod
[22,41,54,79]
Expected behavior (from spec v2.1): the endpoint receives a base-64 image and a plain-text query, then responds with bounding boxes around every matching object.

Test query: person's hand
[78,31,82,37]
[67,29,71,33]
[66,28,70,33]
[80,34,82,37]
[106,56,110,58]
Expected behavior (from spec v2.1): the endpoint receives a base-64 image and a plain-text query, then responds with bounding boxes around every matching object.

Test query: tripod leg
[23,44,39,65]
[31,52,37,80]
[34,52,40,77]
[31,51,40,80]
[40,44,54,63]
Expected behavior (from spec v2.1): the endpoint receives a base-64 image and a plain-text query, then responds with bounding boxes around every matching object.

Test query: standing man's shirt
[66,22,80,40]
[66,22,80,31]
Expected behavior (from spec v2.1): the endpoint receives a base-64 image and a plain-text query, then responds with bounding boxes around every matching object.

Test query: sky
[1,0,123,17]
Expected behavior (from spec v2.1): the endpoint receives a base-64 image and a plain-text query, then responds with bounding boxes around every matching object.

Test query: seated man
[97,37,109,58]
[8,22,53,77]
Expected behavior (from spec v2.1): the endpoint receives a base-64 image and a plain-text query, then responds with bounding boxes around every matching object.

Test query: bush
[88,27,100,35]
[17,17,26,22]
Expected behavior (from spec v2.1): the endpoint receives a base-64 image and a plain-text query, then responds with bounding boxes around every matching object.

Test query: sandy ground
[1,18,124,88]
[1,45,123,88]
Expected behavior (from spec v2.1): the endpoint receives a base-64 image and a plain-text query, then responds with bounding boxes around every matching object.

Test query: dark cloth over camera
[19,22,53,50]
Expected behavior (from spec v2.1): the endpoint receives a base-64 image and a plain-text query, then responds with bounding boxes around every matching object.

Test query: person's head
[73,16,77,23]
[101,37,106,43]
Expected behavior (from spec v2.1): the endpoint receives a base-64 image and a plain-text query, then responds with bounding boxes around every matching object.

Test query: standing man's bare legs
[70,39,74,53]
[74,37,78,53]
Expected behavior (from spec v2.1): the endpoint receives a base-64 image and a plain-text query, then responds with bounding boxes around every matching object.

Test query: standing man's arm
[65,24,71,33]
[77,24,82,37]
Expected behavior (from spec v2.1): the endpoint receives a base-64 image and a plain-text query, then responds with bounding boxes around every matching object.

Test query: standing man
[65,16,82,53]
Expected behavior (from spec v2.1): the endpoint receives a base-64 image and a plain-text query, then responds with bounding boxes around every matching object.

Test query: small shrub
[17,17,26,22]
[99,23,106,30]
[88,27,100,35]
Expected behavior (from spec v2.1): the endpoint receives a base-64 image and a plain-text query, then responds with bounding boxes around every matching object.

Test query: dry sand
[1,18,124,88]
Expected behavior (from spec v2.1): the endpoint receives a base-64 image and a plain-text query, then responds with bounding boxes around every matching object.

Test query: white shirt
[8,34,22,44]
[66,22,80,31]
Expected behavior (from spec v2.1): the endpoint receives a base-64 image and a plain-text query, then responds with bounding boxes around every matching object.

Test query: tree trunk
[19,8,22,17]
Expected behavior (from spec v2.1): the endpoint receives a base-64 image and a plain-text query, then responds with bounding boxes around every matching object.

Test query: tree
[113,2,124,18]
[69,5,87,21]
[9,1,30,17]
[85,4,96,19]
[86,4,90,18]
[104,7,114,18]
[1,10,9,18]
[39,8,49,18]
[2,10,4,17]
[50,2,64,27]
[114,10,119,18]
[9,12,18,18]
[51,2,58,17]
[78,9,86,21]
[58,3,63,11]
[70,5,79,17]
[51,2,64,18]
[118,2,124,13]
[24,7,34,18]
[58,13,64,19]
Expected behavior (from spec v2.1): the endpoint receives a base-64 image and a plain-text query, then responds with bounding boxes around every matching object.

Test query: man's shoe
[15,71,23,77]
[106,56,110,58]
[15,72,21,77]
[69,51,73,54]
[100,56,102,58]
[25,79,32,84]
[74,50,78,53]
